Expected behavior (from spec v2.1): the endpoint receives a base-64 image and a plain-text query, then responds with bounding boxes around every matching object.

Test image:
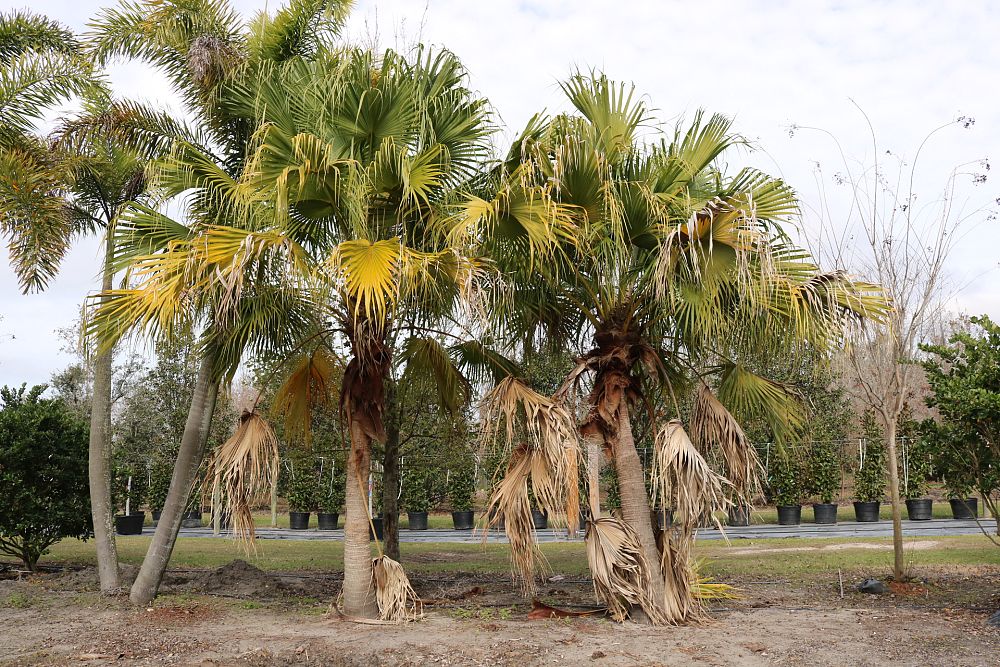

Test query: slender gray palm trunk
[343,418,378,617]
[612,402,667,610]
[90,235,119,594]
[129,349,219,605]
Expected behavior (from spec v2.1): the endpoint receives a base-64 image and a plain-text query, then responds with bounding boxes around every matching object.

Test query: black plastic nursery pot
[289,511,311,530]
[854,501,881,522]
[317,512,339,530]
[777,505,801,526]
[727,505,750,527]
[950,497,978,519]
[452,510,474,530]
[151,510,162,525]
[181,510,202,528]
[115,512,145,535]
[531,508,549,530]
[813,503,838,524]
[906,498,933,521]
[407,511,428,530]
[369,516,384,540]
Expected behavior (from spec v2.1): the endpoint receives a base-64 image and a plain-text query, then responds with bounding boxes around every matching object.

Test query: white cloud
[2,0,998,385]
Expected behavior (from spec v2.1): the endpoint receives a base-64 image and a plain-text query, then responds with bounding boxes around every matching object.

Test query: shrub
[808,440,841,504]
[602,464,621,511]
[447,458,476,511]
[0,385,92,571]
[316,456,346,513]
[854,410,886,502]
[147,459,173,513]
[401,465,431,513]
[284,461,318,513]
[768,451,804,506]
[111,461,148,516]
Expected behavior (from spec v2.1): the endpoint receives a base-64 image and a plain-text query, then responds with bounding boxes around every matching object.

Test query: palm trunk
[587,440,601,519]
[382,379,400,561]
[343,417,377,617]
[129,349,219,605]
[884,417,905,580]
[89,235,119,594]
[611,402,667,609]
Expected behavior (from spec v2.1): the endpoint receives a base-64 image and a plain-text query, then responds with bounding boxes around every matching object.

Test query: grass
[34,534,1000,582]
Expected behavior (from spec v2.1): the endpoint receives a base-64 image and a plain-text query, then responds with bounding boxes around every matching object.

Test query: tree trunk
[883,417,905,580]
[129,349,219,605]
[611,402,667,610]
[343,418,377,618]
[382,379,400,561]
[89,236,119,594]
[587,440,601,519]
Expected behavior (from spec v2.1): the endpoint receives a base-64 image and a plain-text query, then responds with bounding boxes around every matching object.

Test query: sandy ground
[1,562,999,666]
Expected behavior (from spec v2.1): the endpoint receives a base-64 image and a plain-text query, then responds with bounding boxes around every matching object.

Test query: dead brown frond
[205,410,280,552]
[650,420,730,530]
[271,346,340,445]
[650,420,733,623]
[585,517,668,625]
[480,377,581,531]
[371,555,421,623]
[690,383,763,506]
[484,446,549,595]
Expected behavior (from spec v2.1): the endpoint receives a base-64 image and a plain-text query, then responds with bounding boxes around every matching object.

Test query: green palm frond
[716,363,804,445]
[0,10,79,64]
[399,336,470,414]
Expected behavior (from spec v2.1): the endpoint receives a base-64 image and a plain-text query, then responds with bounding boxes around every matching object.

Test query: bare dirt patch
[1,563,999,666]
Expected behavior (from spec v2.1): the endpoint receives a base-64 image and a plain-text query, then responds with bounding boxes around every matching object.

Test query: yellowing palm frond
[272,345,342,444]
[691,383,764,506]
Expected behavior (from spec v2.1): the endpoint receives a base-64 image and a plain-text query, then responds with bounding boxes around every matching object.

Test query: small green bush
[0,385,92,571]
[768,452,804,506]
[808,440,841,504]
[316,456,346,513]
[447,459,476,511]
[147,459,173,513]
[284,461,318,513]
[402,466,431,513]
[854,410,886,502]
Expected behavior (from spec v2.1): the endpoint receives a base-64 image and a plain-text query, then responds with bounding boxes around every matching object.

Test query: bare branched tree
[793,106,997,580]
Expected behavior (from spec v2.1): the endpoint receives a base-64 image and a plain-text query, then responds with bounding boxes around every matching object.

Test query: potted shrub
[112,463,148,535]
[902,435,933,521]
[946,479,978,519]
[286,464,317,530]
[769,453,803,525]
[148,460,172,525]
[316,472,344,531]
[853,411,885,522]
[402,467,430,530]
[809,440,840,524]
[448,464,475,530]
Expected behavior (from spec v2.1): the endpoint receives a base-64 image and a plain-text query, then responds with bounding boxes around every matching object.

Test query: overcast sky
[2,0,998,387]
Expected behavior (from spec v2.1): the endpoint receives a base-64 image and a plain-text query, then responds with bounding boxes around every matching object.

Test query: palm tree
[84,0,353,604]
[476,73,886,623]
[0,11,163,594]
[86,18,494,617]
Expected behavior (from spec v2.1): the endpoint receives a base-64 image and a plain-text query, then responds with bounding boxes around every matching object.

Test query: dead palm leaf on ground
[584,517,668,624]
[371,554,421,623]
[204,410,279,551]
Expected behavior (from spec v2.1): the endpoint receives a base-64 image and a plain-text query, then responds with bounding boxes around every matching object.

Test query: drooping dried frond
[659,529,701,623]
[480,377,581,531]
[483,446,540,594]
[650,420,730,530]
[371,555,421,623]
[584,517,668,624]
[272,345,341,444]
[690,383,763,506]
[205,410,280,551]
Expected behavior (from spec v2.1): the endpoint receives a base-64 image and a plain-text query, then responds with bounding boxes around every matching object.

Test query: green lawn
[34,533,1000,581]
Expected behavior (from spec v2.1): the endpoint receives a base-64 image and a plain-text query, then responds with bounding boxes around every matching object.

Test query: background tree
[794,112,995,580]
[920,315,1000,538]
[0,384,91,571]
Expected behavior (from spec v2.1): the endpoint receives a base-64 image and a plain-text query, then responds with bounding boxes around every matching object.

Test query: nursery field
[1,535,998,666]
